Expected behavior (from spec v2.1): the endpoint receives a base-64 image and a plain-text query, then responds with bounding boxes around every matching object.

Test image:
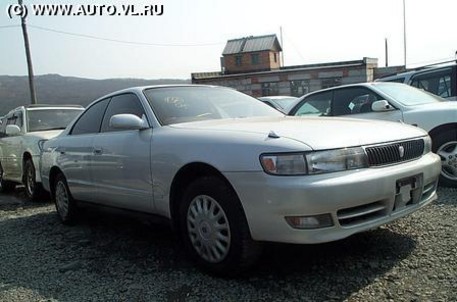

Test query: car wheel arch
[428,124,457,187]
[22,152,33,182]
[49,166,64,196]
[169,162,241,233]
[429,123,457,142]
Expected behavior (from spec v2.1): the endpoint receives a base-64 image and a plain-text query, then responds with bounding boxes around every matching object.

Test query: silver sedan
[40,85,441,276]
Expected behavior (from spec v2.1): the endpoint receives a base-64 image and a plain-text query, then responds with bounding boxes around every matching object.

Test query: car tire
[24,159,44,201]
[0,162,15,193]
[433,130,457,187]
[53,173,78,225]
[179,176,262,276]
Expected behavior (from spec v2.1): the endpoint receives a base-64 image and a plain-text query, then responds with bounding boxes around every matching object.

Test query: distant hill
[0,74,190,115]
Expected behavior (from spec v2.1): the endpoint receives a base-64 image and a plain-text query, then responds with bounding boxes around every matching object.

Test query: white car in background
[376,62,456,101]
[258,96,299,113]
[288,82,457,187]
[40,85,440,275]
[0,105,84,200]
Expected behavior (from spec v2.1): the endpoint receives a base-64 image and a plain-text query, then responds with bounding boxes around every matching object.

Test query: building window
[261,82,279,96]
[251,53,260,65]
[290,80,310,97]
[235,55,242,66]
[274,53,278,63]
[321,77,342,89]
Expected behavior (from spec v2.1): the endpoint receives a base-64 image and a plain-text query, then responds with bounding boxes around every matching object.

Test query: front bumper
[224,152,441,244]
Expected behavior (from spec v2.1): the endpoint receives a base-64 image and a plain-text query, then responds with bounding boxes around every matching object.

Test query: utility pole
[19,0,37,104]
[385,38,389,67]
[403,0,407,68]
[280,26,284,67]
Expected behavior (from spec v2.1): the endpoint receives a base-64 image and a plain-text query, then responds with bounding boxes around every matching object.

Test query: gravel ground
[0,186,456,302]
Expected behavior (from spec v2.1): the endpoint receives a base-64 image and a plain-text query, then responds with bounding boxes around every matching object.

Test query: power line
[29,24,224,47]
[281,31,306,64]
[1,23,224,47]
[0,24,21,29]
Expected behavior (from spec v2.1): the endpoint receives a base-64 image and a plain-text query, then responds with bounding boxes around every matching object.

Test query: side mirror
[5,125,21,136]
[372,100,394,112]
[109,114,148,130]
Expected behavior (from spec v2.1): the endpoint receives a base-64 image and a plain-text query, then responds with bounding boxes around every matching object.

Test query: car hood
[406,100,457,111]
[24,129,63,140]
[169,116,426,150]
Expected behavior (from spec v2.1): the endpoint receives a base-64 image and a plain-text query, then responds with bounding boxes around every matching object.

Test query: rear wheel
[53,173,78,225]
[179,176,261,276]
[433,130,457,187]
[24,159,44,201]
[0,162,15,193]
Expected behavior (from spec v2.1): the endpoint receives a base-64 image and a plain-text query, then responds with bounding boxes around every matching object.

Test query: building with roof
[192,34,405,97]
[221,34,282,74]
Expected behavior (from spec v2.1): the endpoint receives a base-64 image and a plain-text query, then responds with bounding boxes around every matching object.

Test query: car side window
[294,91,332,116]
[100,93,147,132]
[333,88,381,115]
[6,111,23,130]
[411,69,453,98]
[71,99,110,135]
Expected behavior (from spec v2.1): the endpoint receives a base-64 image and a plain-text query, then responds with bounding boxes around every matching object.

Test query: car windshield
[27,109,82,132]
[144,86,283,125]
[374,83,445,106]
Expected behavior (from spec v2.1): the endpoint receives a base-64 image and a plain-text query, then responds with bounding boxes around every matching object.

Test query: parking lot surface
[0,187,456,301]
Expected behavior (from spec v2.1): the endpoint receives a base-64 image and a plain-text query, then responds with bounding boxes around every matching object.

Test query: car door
[59,98,110,201]
[90,93,153,212]
[331,87,403,123]
[2,110,25,180]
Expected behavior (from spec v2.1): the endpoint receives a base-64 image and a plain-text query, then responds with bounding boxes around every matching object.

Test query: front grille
[337,200,388,227]
[365,139,424,167]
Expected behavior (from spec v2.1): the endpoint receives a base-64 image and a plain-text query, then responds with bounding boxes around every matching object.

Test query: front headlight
[423,135,432,154]
[306,147,368,174]
[260,153,307,175]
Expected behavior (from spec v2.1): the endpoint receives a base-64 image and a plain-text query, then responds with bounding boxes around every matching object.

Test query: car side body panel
[89,129,153,212]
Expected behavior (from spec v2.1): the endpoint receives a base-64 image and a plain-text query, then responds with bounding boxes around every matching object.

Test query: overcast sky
[1,0,456,79]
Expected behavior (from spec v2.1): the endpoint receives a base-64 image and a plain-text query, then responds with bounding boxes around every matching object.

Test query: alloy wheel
[437,141,457,181]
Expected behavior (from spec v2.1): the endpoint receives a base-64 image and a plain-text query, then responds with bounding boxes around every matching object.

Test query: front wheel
[53,173,78,225]
[433,130,457,187]
[24,159,44,201]
[179,176,261,276]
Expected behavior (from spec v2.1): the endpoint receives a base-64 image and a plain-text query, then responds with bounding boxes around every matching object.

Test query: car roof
[258,96,297,100]
[4,104,84,115]
[25,104,84,110]
[103,84,225,97]
[376,61,456,82]
[301,82,406,97]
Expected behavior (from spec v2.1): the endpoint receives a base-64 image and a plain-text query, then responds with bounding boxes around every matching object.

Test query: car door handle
[93,148,103,155]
